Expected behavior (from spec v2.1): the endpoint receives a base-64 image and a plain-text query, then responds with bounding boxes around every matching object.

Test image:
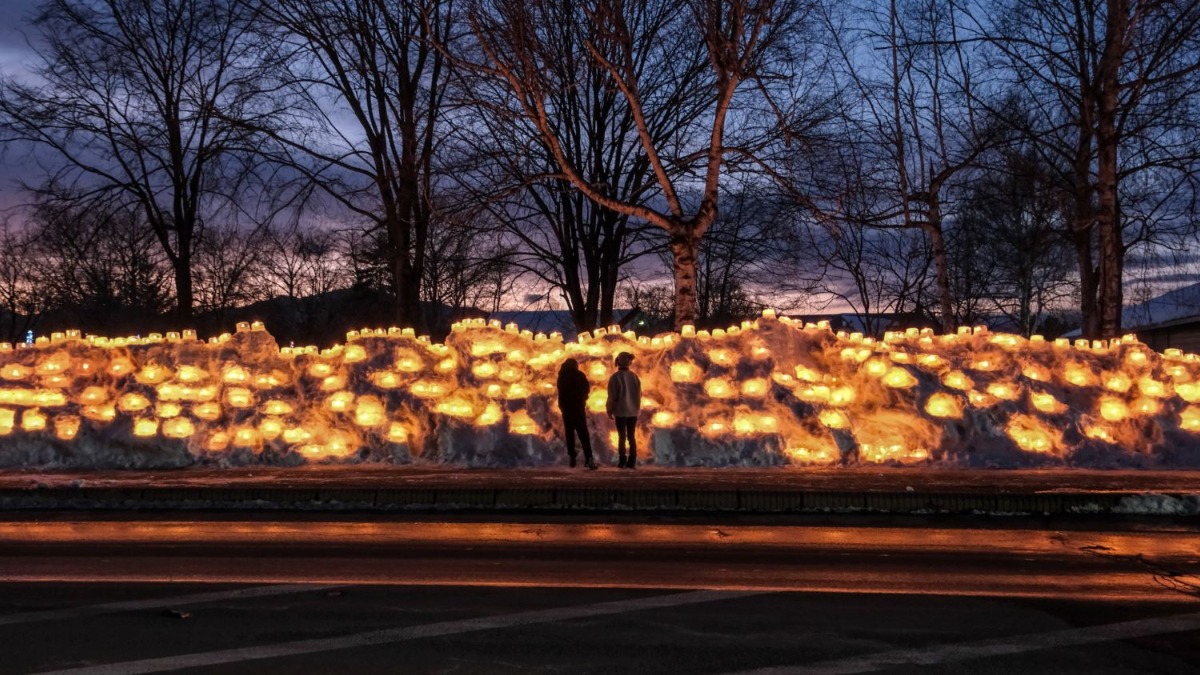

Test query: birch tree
[0,0,276,321]
[465,0,816,328]
[988,0,1200,336]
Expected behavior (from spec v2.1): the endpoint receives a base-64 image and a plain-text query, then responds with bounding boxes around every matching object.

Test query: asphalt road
[0,513,1198,674]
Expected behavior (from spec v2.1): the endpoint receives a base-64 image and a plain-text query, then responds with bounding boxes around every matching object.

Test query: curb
[1,487,1198,515]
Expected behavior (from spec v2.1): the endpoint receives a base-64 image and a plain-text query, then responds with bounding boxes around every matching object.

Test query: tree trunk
[925,195,954,334]
[173,254,193,322]
[1073,228,1099,337]
[1095,0,1128,338]
[669,226,700,329]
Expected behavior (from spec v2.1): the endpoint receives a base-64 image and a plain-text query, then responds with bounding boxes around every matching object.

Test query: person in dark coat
[557,358,596,469]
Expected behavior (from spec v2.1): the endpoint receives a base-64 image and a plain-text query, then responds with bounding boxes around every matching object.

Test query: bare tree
[824,0,1001,334]
[450,0,678,333]
[0,220,44,343]
[986,0,1200,336]
[253,0,459,332]
[465,0,817,328]
[952,142,1078,334]
[688,185,817,325]
[421,208,514,336]
[28,197,174,332]
[191,224,271,324]
[0,0,280,321]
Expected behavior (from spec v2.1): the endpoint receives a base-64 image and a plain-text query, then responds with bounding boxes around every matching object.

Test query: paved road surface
[0,513,1198,673]
[4,466,1200,493]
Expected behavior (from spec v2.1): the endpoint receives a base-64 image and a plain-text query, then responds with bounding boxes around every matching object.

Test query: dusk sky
[0,0,42,215]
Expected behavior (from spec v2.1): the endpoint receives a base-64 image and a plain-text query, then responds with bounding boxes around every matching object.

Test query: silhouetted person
[557,358,596,469]
[606,351,642,469]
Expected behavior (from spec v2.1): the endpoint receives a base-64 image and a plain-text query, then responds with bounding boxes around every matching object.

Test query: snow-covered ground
[2,316,1200,469]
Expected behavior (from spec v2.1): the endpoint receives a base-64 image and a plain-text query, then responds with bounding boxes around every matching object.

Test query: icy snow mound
[2,316,1200,469]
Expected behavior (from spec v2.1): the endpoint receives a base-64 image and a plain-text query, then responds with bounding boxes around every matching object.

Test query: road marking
[726,609,1200,675]
[33,590,763,675]
[0,584,341,628]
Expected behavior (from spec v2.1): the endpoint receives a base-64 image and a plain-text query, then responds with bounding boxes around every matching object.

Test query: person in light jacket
[606,351,642,469]
[556,358,596,469]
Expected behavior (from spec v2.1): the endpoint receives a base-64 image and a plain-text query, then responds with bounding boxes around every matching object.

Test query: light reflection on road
[0,518,1197,604]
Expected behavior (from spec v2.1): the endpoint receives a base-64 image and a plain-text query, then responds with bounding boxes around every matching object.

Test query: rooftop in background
[1124,282,1200,353]
[1125,282,1200,331]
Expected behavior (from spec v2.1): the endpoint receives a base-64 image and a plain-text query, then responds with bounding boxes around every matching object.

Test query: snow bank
[2,316,1200,469]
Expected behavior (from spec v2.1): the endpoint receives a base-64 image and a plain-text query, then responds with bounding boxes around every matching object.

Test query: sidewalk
[2,466,1199,515]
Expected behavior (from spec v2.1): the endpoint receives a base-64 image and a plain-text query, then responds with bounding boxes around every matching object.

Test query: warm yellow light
[1,364,30,380]
[704,378,735,399]
[883,367,917,389]
[708,349,736,366]
[917,354,943,369]
[225,387,254,408]
[1104,374,1132,393]
[1137,377,1168,398]
[207,431,230,451]
[942,370,973,390]
[651,411,677,427]
[1178,383,1200,402]
[54,415,81,440]
[385,422,408,443]
[504,383,530,400]
[354,396,386,427]
[1065,365,1095,387]
[282,427,312,444]
[1031,392,1064,414]
[670,362,702,384]
[508,410,538,435]
[0,408,14,434]
[258,417,283,440]
[986,382,1020,401]
[475,401,502,426]
[107,358,134,376]
[177,365,208,383]
[81,404,115,423]
[326,391,355,413]
[1099,396,1128,422]
[584,389,608,414]
[117,393,151,413]
[823,386,853,407]
[818,409,849,429]
[263,400,294,416]
[1181,406,1200,432]
[193,402,222,421]
[1006,415,1059,454]
[1022,366,1049,382]
[436,397,476,419]
[136,365,171,385]
[472,362,499,379]
[33,390,67,407]
[155,402,182,418]
[864,359,889,377]
[132,418,158,437]
[222,366,249,384]
[162,418,195,439]
[232,426,259,447]
[741,378,768,397]
[1132,397,1160,416]
[925,393,962,419]
[410,380,449,398]
[343,345,367,363]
